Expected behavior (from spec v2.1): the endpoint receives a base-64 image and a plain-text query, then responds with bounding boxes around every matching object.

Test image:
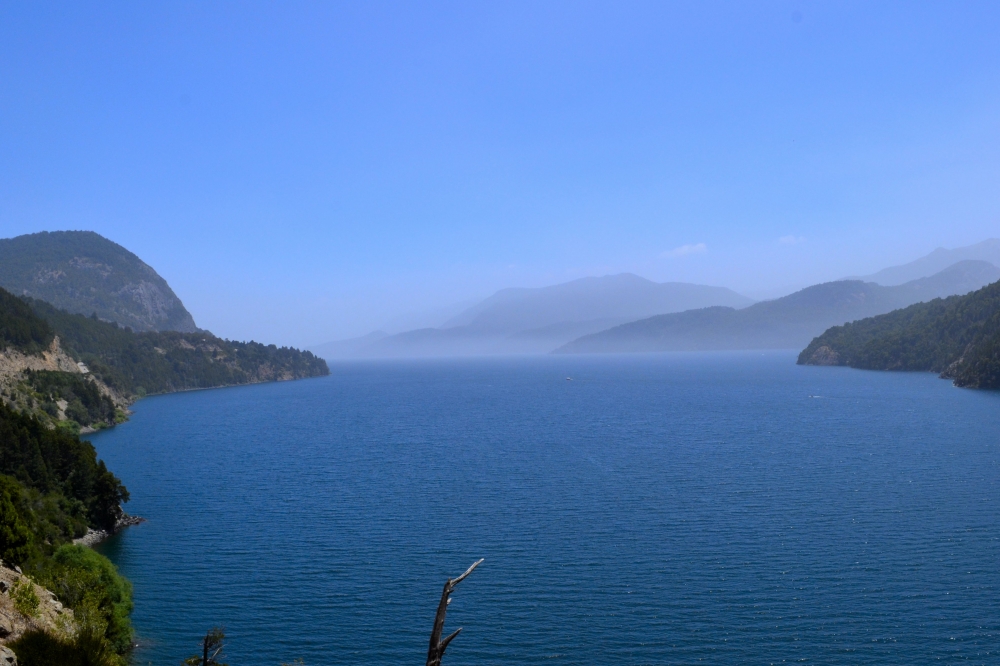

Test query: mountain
[329,274,753,357]
[0,230,198,332]
[441,273,753,332]
[557,260,1000,353]
[798,277,1000,389]
[310,330,388,360]
[851,238,1000,286]
[27,297,329,400]
[0,287,329,431]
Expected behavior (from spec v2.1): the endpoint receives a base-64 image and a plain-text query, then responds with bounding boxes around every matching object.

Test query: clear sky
[2,1,1000,346]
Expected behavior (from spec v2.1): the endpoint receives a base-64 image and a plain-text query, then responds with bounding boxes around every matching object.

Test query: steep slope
[0,287,328,431]
[346,274,753,357]
[558,260,1000,353]
[0,400,135,662]
[0,288,127,431]
[852,238,1000,286]
[28,298,329,398]
[797,279,1000,388]
[0,231,197,333]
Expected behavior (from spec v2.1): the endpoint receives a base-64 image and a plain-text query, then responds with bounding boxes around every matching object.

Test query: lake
[89,352,1000,665]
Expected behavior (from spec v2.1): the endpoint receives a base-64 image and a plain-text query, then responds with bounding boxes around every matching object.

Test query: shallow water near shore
[90,352,1000,665]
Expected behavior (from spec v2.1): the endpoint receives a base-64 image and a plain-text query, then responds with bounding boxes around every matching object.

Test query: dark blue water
[89,353,1000,665]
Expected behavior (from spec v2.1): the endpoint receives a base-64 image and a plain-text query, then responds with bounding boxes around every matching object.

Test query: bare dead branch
[451,558,484,586]
[426,559,484,666]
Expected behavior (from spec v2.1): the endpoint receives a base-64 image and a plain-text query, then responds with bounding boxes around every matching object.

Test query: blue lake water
[89,352,1000,665]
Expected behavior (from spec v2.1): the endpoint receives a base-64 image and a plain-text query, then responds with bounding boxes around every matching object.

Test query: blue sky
[2,1,1000,345]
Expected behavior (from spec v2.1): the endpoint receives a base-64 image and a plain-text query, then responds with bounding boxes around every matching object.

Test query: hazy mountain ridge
[798,278,1000,389]
[557,260,1000,353]
[0,230,198,333]
[850,238,1000,286]
[319,274,753,357]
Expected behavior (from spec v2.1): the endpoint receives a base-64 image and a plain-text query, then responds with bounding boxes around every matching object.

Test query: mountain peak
[0,230,197,332]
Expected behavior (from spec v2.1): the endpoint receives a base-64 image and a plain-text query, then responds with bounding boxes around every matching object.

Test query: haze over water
[91,354,1000,665]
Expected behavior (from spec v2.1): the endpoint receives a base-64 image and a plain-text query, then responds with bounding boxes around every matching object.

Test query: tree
[0,478,33,566]
[426,559,484,666]
[183,627,227,666]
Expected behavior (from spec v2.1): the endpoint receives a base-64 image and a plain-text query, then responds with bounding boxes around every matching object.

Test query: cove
[90,352,1000,665]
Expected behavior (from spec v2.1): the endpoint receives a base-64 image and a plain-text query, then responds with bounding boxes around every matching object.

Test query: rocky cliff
[0,231,197,333]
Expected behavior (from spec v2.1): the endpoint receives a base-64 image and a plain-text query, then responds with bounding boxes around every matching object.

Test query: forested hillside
[28,298,329,398]
[798,279,1000,388]
[0,289,53,354]
[1,287,328,433]
[0,401,135,664]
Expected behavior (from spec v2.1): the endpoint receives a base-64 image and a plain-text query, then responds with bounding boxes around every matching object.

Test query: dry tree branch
[426,558,484,666]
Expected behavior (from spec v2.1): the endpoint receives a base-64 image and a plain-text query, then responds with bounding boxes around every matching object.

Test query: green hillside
[798,279,1000,388]
[0,231,197,333]
[0,288,54,354]
[0,401,134,664]
[28,298,329,398]
[0,287,328,431]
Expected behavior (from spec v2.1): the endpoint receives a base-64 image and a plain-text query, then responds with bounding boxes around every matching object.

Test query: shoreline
[72,514,146,547]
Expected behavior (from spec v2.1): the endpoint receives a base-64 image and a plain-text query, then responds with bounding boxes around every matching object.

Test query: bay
[89,352,1000,665]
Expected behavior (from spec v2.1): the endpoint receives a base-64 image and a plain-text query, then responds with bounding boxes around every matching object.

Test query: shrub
[11,577,39,618]
[8,627,124,666]
[41,545,133,655]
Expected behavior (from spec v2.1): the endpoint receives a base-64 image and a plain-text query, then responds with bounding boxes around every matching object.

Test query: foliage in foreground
[0,402,128,538]
[8,623,125,666]
[0,403,133,661]
[40,545,134,654]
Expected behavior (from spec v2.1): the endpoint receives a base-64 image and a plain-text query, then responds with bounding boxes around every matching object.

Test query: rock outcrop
[0,563,75,649]
[0,337,130,428]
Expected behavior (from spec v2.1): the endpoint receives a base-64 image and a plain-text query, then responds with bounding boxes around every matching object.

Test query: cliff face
[0,337,129,432]
[0,231,197,333]
[0,563,75,648]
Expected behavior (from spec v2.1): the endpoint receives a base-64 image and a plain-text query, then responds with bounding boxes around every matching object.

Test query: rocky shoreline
[72,514,146,547]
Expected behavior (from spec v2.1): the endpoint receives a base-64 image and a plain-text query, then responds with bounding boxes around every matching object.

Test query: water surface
[91,353,1000,665]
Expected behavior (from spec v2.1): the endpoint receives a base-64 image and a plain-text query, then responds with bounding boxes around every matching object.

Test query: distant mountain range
[0,230,198,332]
[850,238,1000,286]
[556,260,1000,353]
[799,276,1000,389]
[315,274,753,357]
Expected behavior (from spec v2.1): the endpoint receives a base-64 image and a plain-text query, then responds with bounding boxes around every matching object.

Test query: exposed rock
[0,336,131,426]
[0,567,75,648]
[72,514,146,547]
[0,230,198,332]
[0,645,16,665]
[807,345,840,366]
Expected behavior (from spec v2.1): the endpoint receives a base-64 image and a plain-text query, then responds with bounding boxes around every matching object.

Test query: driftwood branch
[426,559,484,666]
